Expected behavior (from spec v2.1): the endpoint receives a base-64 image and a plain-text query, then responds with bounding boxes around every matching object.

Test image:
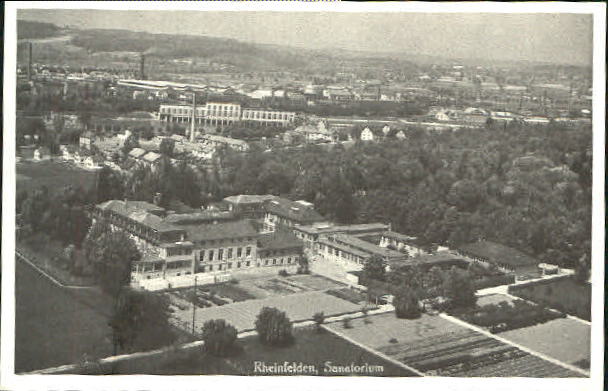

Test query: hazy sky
[18,9,593,65]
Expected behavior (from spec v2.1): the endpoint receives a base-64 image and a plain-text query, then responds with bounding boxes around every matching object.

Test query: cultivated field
[499,318,590,368]
[15,261,113,372]
[16,160,97,194]
[174,290,361,333]
[326,313,584,377]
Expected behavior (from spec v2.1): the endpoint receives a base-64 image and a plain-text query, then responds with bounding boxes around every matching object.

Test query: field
[15,260,114,373]
[98,326,418,376]
[326,313,584,377]
[16,160,97,194]
[508,276,591,321]
[499,318,590,368]
[172,291,361,333]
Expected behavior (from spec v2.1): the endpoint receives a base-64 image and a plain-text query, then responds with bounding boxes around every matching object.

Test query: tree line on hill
[218,123,592,269]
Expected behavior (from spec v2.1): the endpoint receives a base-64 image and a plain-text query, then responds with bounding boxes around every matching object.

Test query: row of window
[198,246,252,262]
[242,111,293,121]
[199,260,251,273]
[262,257,296,266]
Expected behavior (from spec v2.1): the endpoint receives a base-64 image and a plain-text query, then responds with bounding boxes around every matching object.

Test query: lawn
[174,291,361,334]
[100,326,418,376]
[15,261,114,373]
[201,282,258,302]
[498,318,590,368]
[16,160,97,194]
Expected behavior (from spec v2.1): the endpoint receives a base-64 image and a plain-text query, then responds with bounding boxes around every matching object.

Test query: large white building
[158,102,295,128]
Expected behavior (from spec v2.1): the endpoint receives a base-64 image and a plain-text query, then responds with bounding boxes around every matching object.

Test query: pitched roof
[381,231,418,243]
[294,223,389,236]
[129,147,147,158]
[181,220,258,243]
[457,240,538,267]
[264,197,325,224]
[257,232,303,251]
[96,200,181,232]
[165,210,236,225]
[142,151,162,163]
[223,194,276,205]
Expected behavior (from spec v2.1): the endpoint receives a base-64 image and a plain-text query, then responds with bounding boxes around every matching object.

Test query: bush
[312,311,325,332]
[278,269,289,277]
[394,286,421,319]
[201,319,238,357]
[389,338,398,344]
[342,318,352,329]
[255,307,293,346]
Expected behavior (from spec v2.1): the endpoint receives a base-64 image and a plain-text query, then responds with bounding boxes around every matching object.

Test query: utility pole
[191,275,198,335]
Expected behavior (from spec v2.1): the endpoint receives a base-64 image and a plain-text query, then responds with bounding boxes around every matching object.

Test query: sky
[17,9,593,66]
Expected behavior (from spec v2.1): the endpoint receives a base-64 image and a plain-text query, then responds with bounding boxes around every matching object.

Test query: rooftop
[224,194,276,205]
[457,240,538,267]
[257,232,304,251]
[329,234,406,259]
[165,210,236,225]
[264,197,326,224]
[381,231,418,243]
[96,200,182,233]
[182,220,258,243]
[129,148,147,158]
[294,223,389,236]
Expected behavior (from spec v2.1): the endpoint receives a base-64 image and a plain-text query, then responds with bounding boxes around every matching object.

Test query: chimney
[27,42,33,81]
[140,53,146,80]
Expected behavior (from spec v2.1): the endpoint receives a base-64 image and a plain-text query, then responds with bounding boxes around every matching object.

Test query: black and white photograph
[1,2,605,391]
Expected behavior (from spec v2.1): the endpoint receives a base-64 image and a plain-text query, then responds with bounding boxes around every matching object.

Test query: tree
[574,253,590,284]
[443,267,477,309]
[393,285,421,319]
[109,289,176,354]
[312,312,325,333]
[297,254,310,274]
[121,134,140,155]
[255,307,293,346]
[159,138,175,157]
[423,266,444,298]
[362,255,386,282]
[201,319,238,357]
[89,230,141,299]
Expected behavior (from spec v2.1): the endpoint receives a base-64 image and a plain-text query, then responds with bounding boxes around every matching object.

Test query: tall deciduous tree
[109,289,176,354]
[255,307,293,346]
[201,319,238,357]
[443,267,477,309]
[362,255,386,282]
[394,285,421,319]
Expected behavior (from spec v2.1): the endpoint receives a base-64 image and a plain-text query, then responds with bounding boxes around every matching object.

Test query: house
[79,132,95,150]
[224,194,276,220]
[128,147,147,160]
[360,127,374,141]
[84,155,105,169]
[256,232,303,270]
[456,240,539,275]
[142,151,163,170]
[263,197,327,233]
[294,121,333,143]
[292,222,390,249]
[317,234,407,272]
[379,231,428,258]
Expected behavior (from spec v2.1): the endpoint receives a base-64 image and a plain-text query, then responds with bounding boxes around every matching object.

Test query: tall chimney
[140,53,146,80]
[27,42,33,80]
[190,93,196,142]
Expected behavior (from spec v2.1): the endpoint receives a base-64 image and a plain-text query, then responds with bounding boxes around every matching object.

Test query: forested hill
[16,19,419,73]
[17,20,62,40]
[215,125,592,269]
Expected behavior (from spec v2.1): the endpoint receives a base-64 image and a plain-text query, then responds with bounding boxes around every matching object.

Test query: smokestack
[140,53,145,80]
[27,42,33,80]
[190,93,196,142]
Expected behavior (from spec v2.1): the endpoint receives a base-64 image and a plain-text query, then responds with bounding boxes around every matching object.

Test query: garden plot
[285,274,345,291]
[498,317,590,368]
[326,313,583,377]
[174,290,361,333]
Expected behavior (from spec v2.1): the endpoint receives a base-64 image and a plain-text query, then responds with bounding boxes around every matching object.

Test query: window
[237,248,242,258]
[237,262,241,268]
[227,248,233,259]
[209,265,213,271]
[265,260,269,266]
[218,249,224,260]
[287,257,292,264]
[208,250,214,261]
[246,247,251,257]
[227,263,232,269]
[272,259,276,265]
[246,261,250,267]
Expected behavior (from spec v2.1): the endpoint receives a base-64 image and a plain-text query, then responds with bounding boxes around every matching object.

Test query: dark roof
[257,232,303,251]
[382,231,418,243]
[182,220,258,243]
[390,252,467,270]
[264,197,325,224]
[457,241,538,267]
[294,223,389,236]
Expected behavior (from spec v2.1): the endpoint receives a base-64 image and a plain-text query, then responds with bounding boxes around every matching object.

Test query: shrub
[394,286,421,319]
[342,318,352,329]
[312,311,325,332]
[201,319,238,357]
[278,269,289,277]
[255,307,293,346]
[389,338,398,344]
